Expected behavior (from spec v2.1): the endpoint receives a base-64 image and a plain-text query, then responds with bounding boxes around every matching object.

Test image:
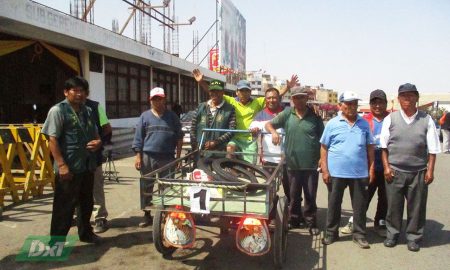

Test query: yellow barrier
[0,125,54,208]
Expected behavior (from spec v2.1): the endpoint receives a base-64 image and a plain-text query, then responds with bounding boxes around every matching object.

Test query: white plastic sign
[189,186,211,214]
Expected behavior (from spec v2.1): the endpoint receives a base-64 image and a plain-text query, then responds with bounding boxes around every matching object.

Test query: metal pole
[185,20,218,60]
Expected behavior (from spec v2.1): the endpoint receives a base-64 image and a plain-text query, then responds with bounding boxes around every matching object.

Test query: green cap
[209,80,224,91]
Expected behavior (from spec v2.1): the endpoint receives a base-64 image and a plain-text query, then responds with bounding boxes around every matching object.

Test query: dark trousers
[50,171,94,237]
[142,152,175,213]
[287,170,319,226]
[367,170,387,226]
[326,177,369,239]
[385,169,428,242]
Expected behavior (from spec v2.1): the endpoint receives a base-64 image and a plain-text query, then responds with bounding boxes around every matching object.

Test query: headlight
[163,211,196,248]
[236,217,270,256]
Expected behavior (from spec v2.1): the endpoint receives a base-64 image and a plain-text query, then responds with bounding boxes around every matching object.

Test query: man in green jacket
[41,76,102,244]
[190,79,236,155]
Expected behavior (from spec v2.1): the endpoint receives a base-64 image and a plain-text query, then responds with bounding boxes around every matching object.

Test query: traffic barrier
[0,125,54,209]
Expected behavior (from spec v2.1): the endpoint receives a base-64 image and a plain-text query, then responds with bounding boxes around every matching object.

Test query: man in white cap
[320,91,375,249]
[132,87,184,227]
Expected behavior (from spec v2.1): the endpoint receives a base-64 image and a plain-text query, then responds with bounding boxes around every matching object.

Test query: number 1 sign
[189,187,211,214]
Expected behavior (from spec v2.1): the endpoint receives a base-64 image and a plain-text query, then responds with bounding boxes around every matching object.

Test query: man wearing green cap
[193,69,297,163]
[190,79,236,154]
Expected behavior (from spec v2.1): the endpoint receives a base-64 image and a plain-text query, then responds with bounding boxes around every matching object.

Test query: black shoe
[407,241,420,252]
[79,233,102,244]
[322,235,339,245]
[94,219,109,234]
[139,212,153,228]
[353,237,370,249]
[309,226,320,236]
[384,238,397,248]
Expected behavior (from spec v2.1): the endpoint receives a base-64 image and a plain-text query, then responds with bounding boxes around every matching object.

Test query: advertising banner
[220,0,246,73]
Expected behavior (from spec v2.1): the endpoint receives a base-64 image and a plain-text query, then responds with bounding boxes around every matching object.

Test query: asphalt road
[1,153,449,270]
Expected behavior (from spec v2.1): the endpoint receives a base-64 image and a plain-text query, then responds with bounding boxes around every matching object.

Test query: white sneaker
[340,222,353,234]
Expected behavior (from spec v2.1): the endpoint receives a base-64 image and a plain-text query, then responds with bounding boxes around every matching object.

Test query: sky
[33,0,450,99]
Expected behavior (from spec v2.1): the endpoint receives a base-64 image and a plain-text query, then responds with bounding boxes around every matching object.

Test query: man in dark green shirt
[266,87,324,235]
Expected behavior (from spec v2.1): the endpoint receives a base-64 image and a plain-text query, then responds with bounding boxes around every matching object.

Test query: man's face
[340,100,358,118]
[370,98,387,117]
[64,87,86,105]
[237,88,251,103]
[398,91,418,111]
[265,90,280,110]
[292,95,308,110]
[209,90,224,104]
[150,96,166,111]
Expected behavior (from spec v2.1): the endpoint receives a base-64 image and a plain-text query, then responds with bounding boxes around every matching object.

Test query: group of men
[42,75,439,253]
[320,84,440,252]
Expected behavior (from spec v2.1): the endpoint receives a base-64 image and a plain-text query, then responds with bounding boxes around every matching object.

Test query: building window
[104,56,150,119]
[89,52,103,73]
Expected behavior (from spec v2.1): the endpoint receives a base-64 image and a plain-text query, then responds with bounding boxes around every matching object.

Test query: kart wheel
[273,196,288,268]
[153,207,176,256]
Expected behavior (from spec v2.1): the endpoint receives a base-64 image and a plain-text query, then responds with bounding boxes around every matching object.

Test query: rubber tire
[197,157,256,184]
[273,196,288,268]
[153,208,176,256]
[211,158,271,183]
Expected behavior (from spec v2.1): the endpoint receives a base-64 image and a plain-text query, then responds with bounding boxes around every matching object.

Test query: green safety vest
[57,100,98,174]
[195,102,234,151]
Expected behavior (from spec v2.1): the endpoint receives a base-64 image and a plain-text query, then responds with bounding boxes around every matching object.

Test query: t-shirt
[271,107,324,170]
[249,107,284,163]
[223,95,265,141]
[320,114,374,178]
[98,105,109,126]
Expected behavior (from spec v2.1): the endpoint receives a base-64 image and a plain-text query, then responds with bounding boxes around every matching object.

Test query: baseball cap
[290,86,308,97]
[369,89,387,102]
[209,80,224,91]
[236,80,251,90]
[339,91,361,102]
[149,87,165,99]
[398,83,418,94]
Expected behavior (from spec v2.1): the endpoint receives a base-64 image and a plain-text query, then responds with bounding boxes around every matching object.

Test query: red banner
[209,49,220,72]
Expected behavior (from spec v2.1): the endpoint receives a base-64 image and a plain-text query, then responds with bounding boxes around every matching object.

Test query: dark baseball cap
[398,83,418,94]
[209,79,224,91]
[370,89,387,102]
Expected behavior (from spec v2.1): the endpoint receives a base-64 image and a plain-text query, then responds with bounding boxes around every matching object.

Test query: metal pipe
[185,20,218,60]
[121,0,174,29]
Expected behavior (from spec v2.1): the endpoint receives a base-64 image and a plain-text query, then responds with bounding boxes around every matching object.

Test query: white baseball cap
[149,87,165,99]
[339,91,361,102]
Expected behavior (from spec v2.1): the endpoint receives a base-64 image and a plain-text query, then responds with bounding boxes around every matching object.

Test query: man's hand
[249,127,260,136]
[287,74,299,89]
[424,170,434,185]
[135,154,142,171]
[204,140,217,150]
[322,169,331,184]
[384,166,394,183]
[86,139,102,152]
[271,132,281,145]
[193,69,203,82]
[58,164,73,181]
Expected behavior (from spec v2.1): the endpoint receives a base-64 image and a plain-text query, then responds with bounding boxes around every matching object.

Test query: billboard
[220,0,246,73]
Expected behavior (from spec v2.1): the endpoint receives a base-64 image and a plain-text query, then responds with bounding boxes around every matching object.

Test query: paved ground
[1,153,449,270]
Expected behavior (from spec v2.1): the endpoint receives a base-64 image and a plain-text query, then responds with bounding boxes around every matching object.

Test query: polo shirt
[320,114,374,178]
[271,107,324,170]
[223,95,265,141]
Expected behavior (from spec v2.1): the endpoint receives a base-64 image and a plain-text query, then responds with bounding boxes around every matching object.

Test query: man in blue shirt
[341,90,389,237]
[320,91,375,249]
